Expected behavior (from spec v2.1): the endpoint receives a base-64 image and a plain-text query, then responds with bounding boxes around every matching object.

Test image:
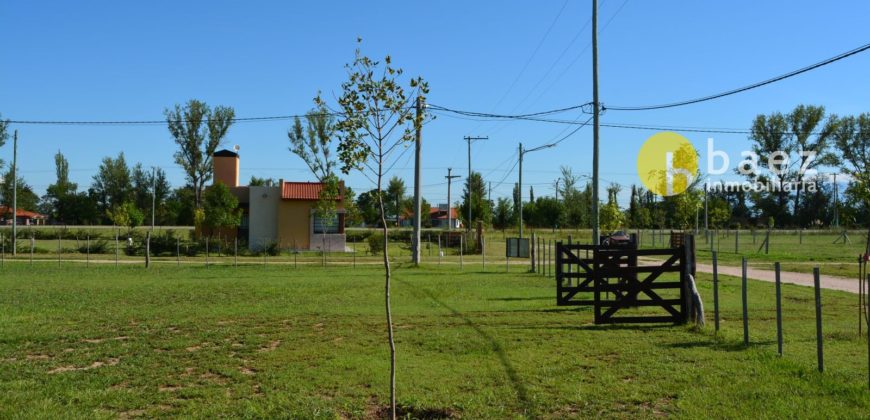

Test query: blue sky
[1,0,868,206]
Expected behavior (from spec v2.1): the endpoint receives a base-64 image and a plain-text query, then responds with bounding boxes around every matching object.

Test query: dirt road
[695,262,860,294]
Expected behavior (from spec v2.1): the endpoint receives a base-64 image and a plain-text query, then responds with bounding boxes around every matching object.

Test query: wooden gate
[556,238,692,325]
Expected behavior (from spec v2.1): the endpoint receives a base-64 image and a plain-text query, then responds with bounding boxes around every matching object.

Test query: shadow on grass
[506,323,676,332]
[663,339,776,352]
[397,279,535,416]
[487,296,552,302]
[374,403,457,419]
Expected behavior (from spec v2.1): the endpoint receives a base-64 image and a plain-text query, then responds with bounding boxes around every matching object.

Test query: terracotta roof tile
[0,206,47,219]
[281,182,343,201]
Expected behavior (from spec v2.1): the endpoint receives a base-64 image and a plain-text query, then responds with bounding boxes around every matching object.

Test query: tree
[355,189,382,226]
[746,112,792,224]
[561,167,589,228]
[833,113,870,207]
[787,105,838,218]
[401,196,432,228]
[288,103,336,181]
[386,176,406,225]
[529,196,564,228]
[91,152,132,216]
[331,42,428,419]
[132,164,171,226]
[108,201,144,233]
[202,182,241,236]
[599,183,625,231]
[43,151,79,222]
[1,169,39,212]
[165,99,235,208]
[343,186,363,227]
[165,187,197,226]
[249,176,278,187]
[313,174,341,252]
[460,171,491,227]
[492,197,513,230]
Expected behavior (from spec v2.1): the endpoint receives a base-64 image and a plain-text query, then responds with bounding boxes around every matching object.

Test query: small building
[211,150,346,252]
[398,204,461,229]
[430,204,461,229]
[0,206,48,226]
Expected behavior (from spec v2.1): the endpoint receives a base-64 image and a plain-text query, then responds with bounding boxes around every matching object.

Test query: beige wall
[213,156,239,187]
[276,200,314,249]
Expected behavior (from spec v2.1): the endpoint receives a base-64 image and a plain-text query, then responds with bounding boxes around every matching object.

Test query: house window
[312,213,341,234]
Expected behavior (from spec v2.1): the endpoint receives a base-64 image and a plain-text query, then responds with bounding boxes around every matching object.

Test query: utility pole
[833,173,839,228]
[445,168,460,230]
[151,166,157,231]
[11,130,17,256]
[464,135,488,231]
[488,181,492,204]
[412,96,424,264]
[591,0,601,245]
[518,141,555,239]
[519,143,524,239]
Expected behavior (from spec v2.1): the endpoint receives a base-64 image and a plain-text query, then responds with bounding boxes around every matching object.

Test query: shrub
[78,239,109,254]
[367,233,384,255]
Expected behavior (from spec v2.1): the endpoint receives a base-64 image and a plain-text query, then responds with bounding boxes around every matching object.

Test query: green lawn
[0,263,868,418]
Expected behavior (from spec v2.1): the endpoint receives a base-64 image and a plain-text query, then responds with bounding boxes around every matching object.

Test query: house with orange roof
[211,149,346,252]
[0,206,48,226]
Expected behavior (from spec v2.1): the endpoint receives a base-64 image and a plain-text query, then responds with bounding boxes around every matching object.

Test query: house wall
[214,156,240,187]
[247,186,280,251]
[276,200,314,249]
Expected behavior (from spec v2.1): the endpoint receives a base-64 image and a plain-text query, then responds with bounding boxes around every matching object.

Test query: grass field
[1,263,868,418]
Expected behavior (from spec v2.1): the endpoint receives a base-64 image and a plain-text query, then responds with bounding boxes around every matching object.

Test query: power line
[485,0,570,114]
[606,41,870,111]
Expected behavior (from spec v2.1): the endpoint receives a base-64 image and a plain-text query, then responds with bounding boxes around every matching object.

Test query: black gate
[556,236,693,325]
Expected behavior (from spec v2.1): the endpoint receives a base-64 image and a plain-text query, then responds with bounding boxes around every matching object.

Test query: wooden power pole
[412,96,424,264]
[591,0,601,245]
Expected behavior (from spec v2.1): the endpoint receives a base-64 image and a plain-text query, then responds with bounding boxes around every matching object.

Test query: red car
[602,231,632,247]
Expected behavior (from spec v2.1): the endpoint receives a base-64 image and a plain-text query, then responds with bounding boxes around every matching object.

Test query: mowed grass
[0,263,868,418]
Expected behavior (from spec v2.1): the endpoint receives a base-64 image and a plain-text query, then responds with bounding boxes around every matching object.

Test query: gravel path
[695,262,860,294]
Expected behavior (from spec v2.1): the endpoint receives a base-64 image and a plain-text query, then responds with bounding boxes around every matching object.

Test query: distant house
[0,206,48,226]
[398,204,461,229]
[210,149,346,252]
[430,205,461,229]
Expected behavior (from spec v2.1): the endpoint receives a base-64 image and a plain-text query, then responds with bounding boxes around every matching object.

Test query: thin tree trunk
[378,167,396,419]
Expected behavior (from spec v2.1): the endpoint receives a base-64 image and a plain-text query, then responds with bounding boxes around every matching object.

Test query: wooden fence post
[735,229,739,254]
[814,267,824,373]
[57,230,61,267]
[145,231,151,268]
[482,236,486,272]
[438,235,442,266]
[205,237,210,267]
[459,235,464,271]
[86,234,90,268]
[713,251,720,332]
[742,257,749,346]
[234,238,238,267]
[176,238,180,266]
[115,231,119,268]
[775,262,783,356]
[530,232,536,273]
